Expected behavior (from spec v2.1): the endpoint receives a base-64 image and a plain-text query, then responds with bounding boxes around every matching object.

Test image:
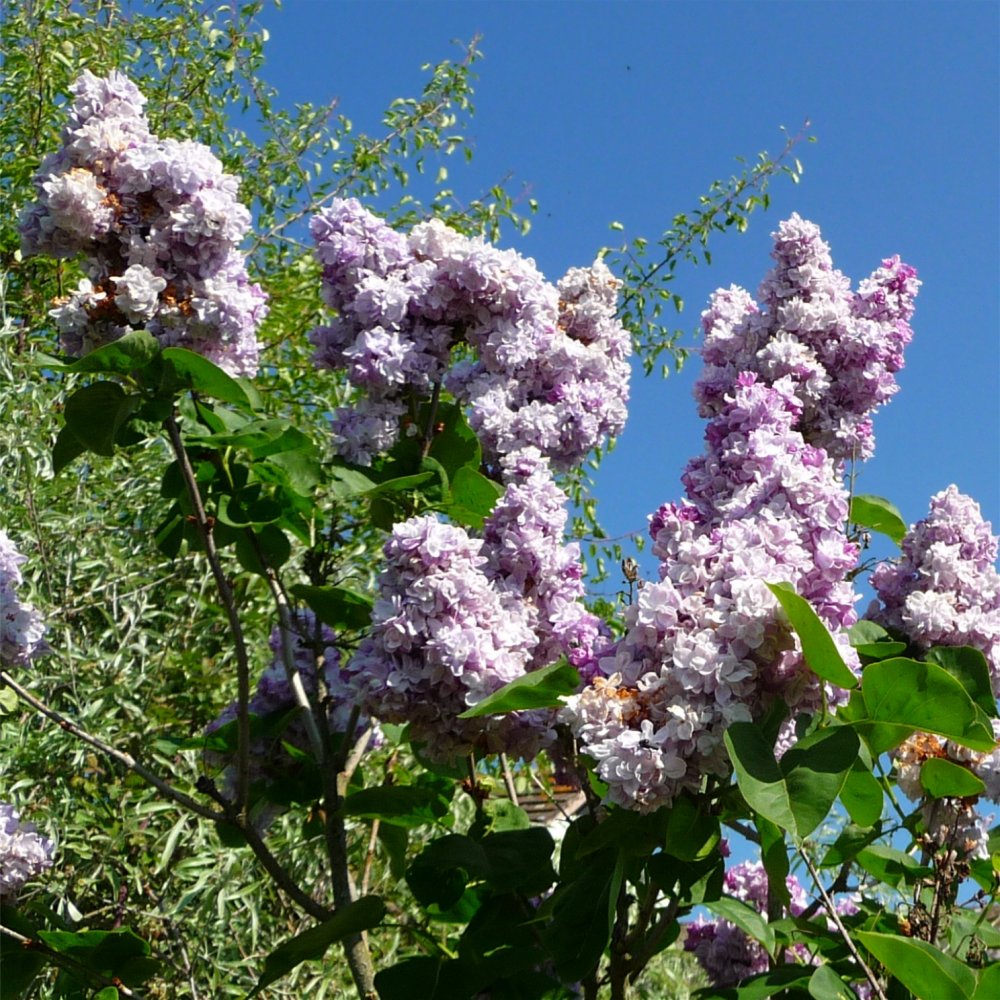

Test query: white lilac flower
[0,530,47,668]
[309,199,630,470]
[562,375,860,812]
[696,214,919,462]
[0,803,54,898]
[19,70,266,376]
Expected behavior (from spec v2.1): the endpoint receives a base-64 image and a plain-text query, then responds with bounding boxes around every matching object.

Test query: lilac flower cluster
[205,611,379,805]
[349,450,602,761]
[869,486,1000,678]
[562,374,860,811]
[696,214,919,462]
[1,530,47,668]
[685,860,865,989]
[19,70,267,376]
[0,803,54,898]
[869,487,1000,856]
[684,861,809,986]
[309,199,630,469]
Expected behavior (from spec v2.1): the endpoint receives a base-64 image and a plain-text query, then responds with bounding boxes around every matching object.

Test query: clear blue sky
[252,0,999,590]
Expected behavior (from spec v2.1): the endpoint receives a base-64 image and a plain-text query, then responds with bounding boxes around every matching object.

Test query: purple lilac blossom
[19,70,266,376]
[869,492,1000,858]
[561,375,860,811]
[309,199,630,470]
[0,530,47,667]
[0,803,55,898]
[696,214,919,462]
[684,861,810,986]
[349,451,602,761]
[205,610,379,809]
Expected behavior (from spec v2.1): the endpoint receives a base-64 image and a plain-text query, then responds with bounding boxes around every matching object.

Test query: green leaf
[234,525,290,576]
[160,347,255,408]
[64,382,138,457]
[292,584,374,633]
[766,583,857,689]
[725,723,859,841]
[850,494,907,545]
[247,896,386,997]
[93,990,120,1000]
[377,823,409,881]
[327,461,377,498]
[855,845,931,889]
[445,466,503,528]
[707,897,775,954]
[857,931,976,1000]
[849,621,909,660]
[543,849,623,982]
[925,646,997,718]
[341,785,450,828]
[663,794,721,861]
[52,424,88,474]
[862,658,996,751]
[808,964,857,1000]
[756,815,791,910]
[458,660,580,718]
[973,963,1000,1000]
[480,828,556,894]
[920,757,986,799]
[36,329,160,376]
[427,401,481,478]
[406,835,490,908]
[839,762,884,828]
[0,905,47,999]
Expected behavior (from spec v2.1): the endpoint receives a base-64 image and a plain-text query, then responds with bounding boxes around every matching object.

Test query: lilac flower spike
[696,214,919,463]
[20,70,267,376]
[562,376,860,811]
[349,449,602,762]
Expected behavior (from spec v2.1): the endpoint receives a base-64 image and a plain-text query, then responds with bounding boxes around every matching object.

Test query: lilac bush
[310,198,630,469]
[0,802,54,899]
[0,529,47,667]
[19,70,267,376]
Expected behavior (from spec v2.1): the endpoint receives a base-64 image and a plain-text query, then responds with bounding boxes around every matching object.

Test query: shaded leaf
[292,584,374,632]
[161,347,255,408]
[247,896,386,997]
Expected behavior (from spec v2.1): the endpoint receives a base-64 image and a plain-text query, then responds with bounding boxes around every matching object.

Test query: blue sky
[254,0,999,591]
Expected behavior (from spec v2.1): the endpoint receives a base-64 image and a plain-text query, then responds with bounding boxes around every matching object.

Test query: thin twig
[800,848,888,1000]
[499,752,519,808]
[0,668,221,822]
[165,413,252,818]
